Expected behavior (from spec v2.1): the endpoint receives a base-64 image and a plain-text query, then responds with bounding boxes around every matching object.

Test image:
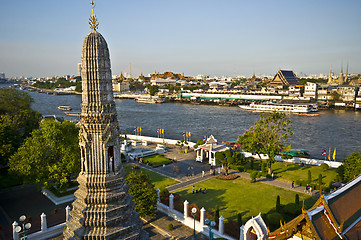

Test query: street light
[205,218,216,240]
[15,215,31,240]
[191,207,197,240]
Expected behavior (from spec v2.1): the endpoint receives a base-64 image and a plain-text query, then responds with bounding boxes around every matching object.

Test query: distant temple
[268,70,299,87]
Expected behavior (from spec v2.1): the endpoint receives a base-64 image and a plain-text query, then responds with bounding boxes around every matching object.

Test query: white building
[195,135,229,166]
[151,78,177,86]
[303,82,318,99]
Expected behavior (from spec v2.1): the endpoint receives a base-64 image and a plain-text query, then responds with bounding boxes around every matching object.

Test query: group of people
[305,184,312,194]
[192,185,207,194]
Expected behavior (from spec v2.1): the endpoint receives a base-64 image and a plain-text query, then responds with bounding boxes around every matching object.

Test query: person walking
[272,172,274,180]
[192,185,195,194]
[291,181,295,189]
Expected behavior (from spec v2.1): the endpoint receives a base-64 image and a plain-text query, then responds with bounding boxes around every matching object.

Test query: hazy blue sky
[1,0,361,78]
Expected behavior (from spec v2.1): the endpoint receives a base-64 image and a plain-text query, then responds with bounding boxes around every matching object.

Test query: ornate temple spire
[64,2,147,239]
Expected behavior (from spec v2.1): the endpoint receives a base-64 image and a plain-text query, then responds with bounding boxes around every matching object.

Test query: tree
[0,89,41,167]
[148,85,159,96]
[237,112,293,174]
[340,151,361,182]
[215,150,234,175]
[9,120,80,188]
[308,170,312,184]
[126,171,157,216]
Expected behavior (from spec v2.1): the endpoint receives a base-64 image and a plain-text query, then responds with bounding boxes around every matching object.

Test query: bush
[237,166,244,172]
[249,171,258,182]
[217,174,239,180]
[168,224,174,230]
[320,163,329,171]
[266,174,272,179]
[159,187,169,199]
[266,212,283,226]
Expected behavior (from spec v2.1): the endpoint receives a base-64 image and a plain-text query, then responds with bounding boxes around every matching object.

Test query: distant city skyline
[1,0,361,78]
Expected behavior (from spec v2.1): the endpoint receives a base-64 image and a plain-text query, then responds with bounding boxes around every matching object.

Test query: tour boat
[58,105,72,111]
[135,97,164,104]
[238,102,318,113]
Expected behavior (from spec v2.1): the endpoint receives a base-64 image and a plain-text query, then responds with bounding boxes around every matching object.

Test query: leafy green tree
[215,150,234,175]
[340,151,361,182]
[0,88,33,115]
[0,89,41,166]
[237,112,293,174]
[9,120,80,188]
[148,85,159,96]
[126,171,157,216]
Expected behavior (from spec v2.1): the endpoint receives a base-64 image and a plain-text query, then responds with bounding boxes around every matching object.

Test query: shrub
[320,163,329,171]
[266,174,272,179]
[249,171,258,182]
[266,212,283,226]
[168,224,174,230]
[217,174,239,180]
[319,174,323,189]
[237,166,244,172]
[159,187,169,199]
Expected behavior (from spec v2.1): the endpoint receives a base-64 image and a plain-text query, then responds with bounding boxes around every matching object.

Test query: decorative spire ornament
[89,1,99,30]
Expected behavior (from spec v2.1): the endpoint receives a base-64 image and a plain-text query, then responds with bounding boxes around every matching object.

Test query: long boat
[135,97,164,104]
[239,102,318,113]
[58,105,72,111]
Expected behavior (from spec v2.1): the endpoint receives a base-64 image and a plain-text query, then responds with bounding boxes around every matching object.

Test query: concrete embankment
[122,134,342,168]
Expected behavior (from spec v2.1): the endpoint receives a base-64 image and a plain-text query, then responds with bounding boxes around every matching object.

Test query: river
[2,83,360,161]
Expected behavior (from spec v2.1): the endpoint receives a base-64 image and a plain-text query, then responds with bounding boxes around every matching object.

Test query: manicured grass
[124,164,178,189]
[143,154,172,167]
[271,162,338,187]
[175,177,316,221]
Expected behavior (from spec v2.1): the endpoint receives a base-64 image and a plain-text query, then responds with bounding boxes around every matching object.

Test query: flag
[182,132,185,137]
[133,127,136,132]
[186,132,189,137]
[157,129,159,133]
[333,148,336,160]
[139,127,142,132]
[203,136,206,141]
[189,132,191,137]
[321,149,326,157]
[328,148,331,161]
[161,129,164,134]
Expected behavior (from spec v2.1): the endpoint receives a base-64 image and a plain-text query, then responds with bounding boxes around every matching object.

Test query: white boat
[135,97,164,104]
[58,105,72,111]
[239,102,318,113]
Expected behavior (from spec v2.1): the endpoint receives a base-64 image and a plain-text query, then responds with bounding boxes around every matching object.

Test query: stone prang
[63,30,148,239]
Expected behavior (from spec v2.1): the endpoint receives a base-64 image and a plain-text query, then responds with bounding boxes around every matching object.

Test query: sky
[1,0,361,78]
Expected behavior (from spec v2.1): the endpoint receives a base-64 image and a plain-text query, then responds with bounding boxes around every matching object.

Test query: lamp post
[191,207,197,240]
[205,218,216,240]
[15,215,31,240]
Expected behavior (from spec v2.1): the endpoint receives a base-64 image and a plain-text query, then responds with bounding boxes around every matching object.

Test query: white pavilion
[195,135,229,166]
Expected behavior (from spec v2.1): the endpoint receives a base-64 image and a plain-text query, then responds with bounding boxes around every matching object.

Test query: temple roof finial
[89,1,99,30]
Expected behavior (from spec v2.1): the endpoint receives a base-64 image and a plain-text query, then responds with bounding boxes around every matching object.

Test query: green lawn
[124,164,178,189]
[271,162,338,187]
[143,154,172,167]
[175,177,316,222]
